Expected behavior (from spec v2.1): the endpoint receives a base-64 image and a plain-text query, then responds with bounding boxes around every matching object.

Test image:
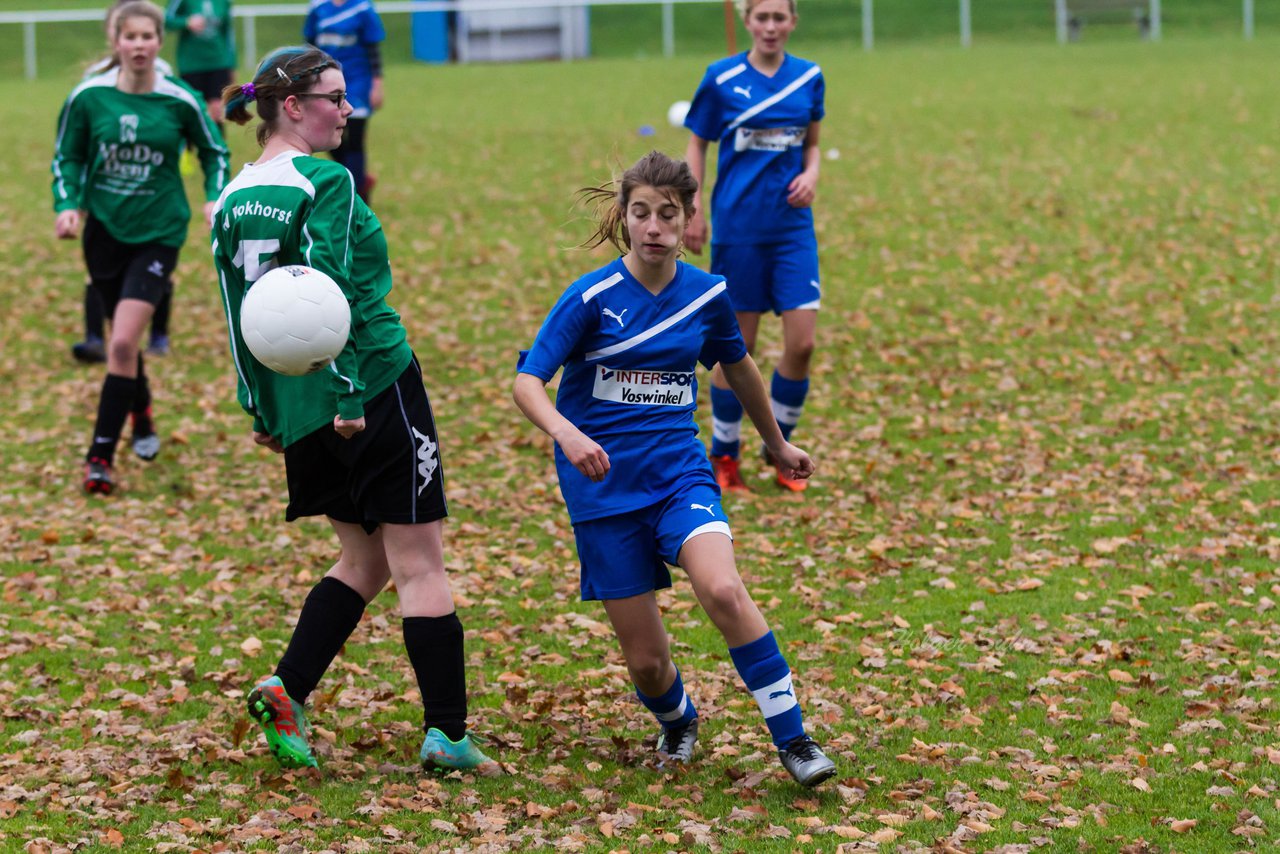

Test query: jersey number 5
[231,238,282,283]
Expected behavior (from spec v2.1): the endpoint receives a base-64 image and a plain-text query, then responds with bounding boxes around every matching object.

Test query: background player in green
[51,0,229,494]
[165,0,237,133]
[213,46,492,773]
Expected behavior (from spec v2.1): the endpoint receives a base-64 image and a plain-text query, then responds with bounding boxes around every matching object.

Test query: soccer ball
[667,99,691,128]
[240,265,351,376]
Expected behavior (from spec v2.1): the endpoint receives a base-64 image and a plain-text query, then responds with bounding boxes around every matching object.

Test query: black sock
[88,374,137,465]
[275,577,367,705]
[84,284,105,341]
[131,355,153,436]
[404,613,468,741]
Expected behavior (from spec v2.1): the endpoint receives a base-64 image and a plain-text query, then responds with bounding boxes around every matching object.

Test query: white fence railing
[0,0,1268,80]
[0,0,725,80]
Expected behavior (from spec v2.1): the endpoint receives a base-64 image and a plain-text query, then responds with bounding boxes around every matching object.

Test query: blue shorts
[573,484,733,602]
[711,238,821,314]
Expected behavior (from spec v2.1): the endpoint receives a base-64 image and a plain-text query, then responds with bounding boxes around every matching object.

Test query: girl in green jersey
[212,47,492,773]
[51,0,229,494]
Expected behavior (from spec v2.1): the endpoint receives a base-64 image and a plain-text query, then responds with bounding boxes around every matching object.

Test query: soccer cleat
[420,728,492,771]
[655,718,698,763]
[778,734,836,787]
[132,433,160,461]
[72,337,106,364]
[711,455,749,494]
[146,334,170,357]
[246,676,318,769]
[763,446,809,493]
[83,458,114,495]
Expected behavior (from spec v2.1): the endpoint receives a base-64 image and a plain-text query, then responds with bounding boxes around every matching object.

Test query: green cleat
[420,728,493,772]
[246,676,318,769]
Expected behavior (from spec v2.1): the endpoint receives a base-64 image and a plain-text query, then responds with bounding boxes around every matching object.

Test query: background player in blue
[304,0,385,203]
[683,0,824,494]
[513,151,836,787]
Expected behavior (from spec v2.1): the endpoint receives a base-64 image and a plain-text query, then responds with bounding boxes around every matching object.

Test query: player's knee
[627,654,671,693]
[785,337,815,366]
[106,337,138,366]
[702,579,751,624]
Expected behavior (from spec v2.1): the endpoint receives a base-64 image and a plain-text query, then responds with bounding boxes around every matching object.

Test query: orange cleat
[711,454,749,493]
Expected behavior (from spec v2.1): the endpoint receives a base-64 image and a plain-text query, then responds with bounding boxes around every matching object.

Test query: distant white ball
[667,99,691,128]
[240,265,351,376]
[825,147,841,161]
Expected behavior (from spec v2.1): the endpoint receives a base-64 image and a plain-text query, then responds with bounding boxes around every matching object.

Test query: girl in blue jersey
[514,151,836,787]
[303,0,385,203]
[683,0,824,493]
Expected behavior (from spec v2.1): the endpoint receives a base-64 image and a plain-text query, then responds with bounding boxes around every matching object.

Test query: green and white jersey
[165,0,237,74]
[211,151,411,447]
[51,72,229,247]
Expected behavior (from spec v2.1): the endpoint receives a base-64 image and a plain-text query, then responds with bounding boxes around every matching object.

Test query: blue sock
[770,371,809,443]
[636,668,697,731]
[729,631,804,748]
[710,385,744,458]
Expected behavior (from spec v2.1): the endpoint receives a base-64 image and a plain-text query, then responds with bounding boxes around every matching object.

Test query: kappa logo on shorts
[147,260,165,277]
[411,427,438,495]
[690,502,716,516]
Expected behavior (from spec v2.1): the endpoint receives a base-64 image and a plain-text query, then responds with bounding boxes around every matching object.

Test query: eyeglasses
[295,91,348,107]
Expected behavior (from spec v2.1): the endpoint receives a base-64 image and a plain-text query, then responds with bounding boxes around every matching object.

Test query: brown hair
[740,0,797,17]
[222,46,340,146]
[579,151,699,254]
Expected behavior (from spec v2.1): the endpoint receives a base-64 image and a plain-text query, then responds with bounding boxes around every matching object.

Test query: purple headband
[240,82,256,102]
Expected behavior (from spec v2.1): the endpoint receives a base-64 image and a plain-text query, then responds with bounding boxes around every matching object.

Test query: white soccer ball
[667,99,691,128]
[240,265,351,376]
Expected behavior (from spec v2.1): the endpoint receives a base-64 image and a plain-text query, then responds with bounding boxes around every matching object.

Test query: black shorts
[82,215,178,315]
[283,356,448,530]
[181,68,233,102]
[334,116,367,157]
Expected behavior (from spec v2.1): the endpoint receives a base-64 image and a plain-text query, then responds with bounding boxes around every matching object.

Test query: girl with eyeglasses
[212,46,492,774]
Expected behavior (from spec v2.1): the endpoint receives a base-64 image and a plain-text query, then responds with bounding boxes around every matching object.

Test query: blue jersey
[519,259,748,523]
[304,0,385,117]
[685,52,824,246]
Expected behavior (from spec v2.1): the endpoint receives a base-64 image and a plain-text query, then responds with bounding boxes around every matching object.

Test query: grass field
[2,32,1279,853]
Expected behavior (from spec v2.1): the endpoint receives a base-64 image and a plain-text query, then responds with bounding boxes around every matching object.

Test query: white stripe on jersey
[727,65,822,132]
[584,282,727,361]
[581,271,624,303]
[327,361,356,395]
[317,2,371,29]
[715,63,747,86]
[156,76,230,192]
[214,151,316,218]
[52,74,115,202]
[217,264,255,411]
